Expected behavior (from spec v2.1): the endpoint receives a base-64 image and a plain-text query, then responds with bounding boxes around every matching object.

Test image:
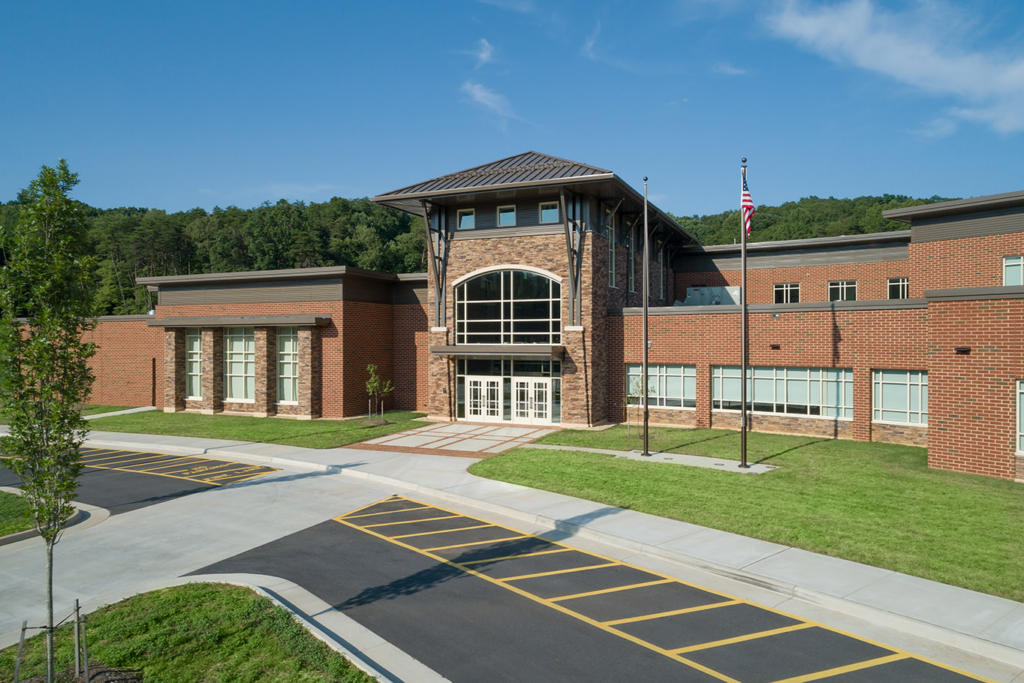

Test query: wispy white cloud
[582,22,683,75]
[915,117,958,139]
[713,63,747,76]
[473,38,494,68]
[460,80,521,130]
[477,0,535,13]
[766,0,1024,134]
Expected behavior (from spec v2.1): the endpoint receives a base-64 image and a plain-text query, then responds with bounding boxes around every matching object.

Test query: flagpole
[642,177,651,457]
[740,159,750,469]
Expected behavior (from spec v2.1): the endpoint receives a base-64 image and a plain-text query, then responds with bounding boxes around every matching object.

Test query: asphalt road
[198,495,981,683]
[1,447,278,515]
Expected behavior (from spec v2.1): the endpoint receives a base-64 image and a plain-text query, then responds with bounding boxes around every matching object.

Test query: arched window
[455,269,561,345]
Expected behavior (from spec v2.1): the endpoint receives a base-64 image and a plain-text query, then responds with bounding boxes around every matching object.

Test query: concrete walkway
[363,422,556,455]
[65,428,1024,681]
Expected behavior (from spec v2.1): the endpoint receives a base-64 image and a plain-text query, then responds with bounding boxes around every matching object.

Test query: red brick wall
[86,319,164,408]
[393,302,429,412]
[341,300,394,417]
[910,233,1024,291]
[927,297,1024,479]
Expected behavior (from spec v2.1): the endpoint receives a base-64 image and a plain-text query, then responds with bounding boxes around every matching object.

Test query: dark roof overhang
[149,315,333,328]
[429,345,564,358]
[883,190,1024,224]
[137,266,427,288]
[677,230,911,256]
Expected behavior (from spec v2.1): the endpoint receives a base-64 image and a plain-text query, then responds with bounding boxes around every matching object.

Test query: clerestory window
[455,269,561,345]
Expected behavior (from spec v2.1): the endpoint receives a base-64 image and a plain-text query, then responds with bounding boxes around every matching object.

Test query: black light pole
[642,177,651,457]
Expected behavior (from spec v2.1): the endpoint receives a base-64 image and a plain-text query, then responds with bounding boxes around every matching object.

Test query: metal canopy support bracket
[421,200,451,328]
[559,188,586,327]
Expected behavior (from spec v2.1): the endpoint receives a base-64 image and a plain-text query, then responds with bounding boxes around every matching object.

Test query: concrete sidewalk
[77,428,1024,680]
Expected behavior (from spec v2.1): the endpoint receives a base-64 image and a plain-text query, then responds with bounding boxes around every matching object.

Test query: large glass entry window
[456,357,561,425]
[455,270,561,345]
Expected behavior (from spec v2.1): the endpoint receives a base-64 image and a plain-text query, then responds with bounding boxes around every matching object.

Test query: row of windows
[772,278,908,304]
[608,223,669,299]
[625,365,930,425]
[184,327,299,403]
[454,270,562,345]
[456,202,560,230]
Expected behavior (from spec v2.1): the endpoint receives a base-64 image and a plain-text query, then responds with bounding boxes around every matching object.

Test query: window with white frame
[185,328,202,400]
[888,277,909,300]
[712,366,854,418]
[539,201,559,224]
[828,280,857,302]
[277,327,299,403]
[1005,256,1023,286]
[455,269,561,345]
[457,209,475,230]
[774,283,800,304]
[224,327,255,401]
[626,364,696,408]
[497,205,516,227]
[1017,380,1023,453]
[873,370,928,425]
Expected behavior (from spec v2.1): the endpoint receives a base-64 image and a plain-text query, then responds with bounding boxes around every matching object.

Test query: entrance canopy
[429,344,563,358]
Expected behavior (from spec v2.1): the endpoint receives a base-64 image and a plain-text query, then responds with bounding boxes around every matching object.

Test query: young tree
[0,160,96,682]
[365,364,394,420]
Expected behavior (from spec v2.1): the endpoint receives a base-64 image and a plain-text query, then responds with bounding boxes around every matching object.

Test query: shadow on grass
[753,438,829,464]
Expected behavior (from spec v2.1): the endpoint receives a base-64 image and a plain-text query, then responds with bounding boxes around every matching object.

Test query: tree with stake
[365,364,394,421]
[0,160,96,683]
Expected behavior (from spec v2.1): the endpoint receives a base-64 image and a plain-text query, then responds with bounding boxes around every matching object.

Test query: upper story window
[185,328,202,400]
[497,205,516,227]
[888,277,909,300]
[1006,256,1023,286]
[539,202,560,224]
[457,209,475,230]
[455,269,561,345]
[828,280,857,302]
[774,283,800,304]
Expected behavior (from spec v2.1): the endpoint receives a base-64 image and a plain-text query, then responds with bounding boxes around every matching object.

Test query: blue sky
[2,0,1023,217]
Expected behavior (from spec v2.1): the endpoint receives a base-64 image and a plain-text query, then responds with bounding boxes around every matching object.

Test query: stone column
[297,326,320,419]
[200,327,223,415]
[254,327,277,418]
[428,327,453,421]
[163,328,185,413]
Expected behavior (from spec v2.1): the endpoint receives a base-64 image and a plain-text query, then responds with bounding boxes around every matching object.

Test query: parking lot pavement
[199,495,990,683]
[1,447,279,514]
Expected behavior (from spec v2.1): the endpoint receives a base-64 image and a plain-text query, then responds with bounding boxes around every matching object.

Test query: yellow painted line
[771,653,909,683]
[87,453,176,468]
[459,548,573,565]
[211,469,278,485]
[602,600,741,627]
[422,536,526,552]
[362,515,462,529]
[80,450,153,464]
[671,623,816,655]
[132,458,207,472]
[331,497,413,522]
[336,516,741,683]
[549,579,675,602]
[343,497,995,683]
[78,449,121,458]
[499,562,619,583]
[391,524,493,539]
[343,506,433,519]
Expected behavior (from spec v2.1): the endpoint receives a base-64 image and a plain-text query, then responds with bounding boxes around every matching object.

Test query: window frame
[872,369,928,426]
[608,219,617,288]
[497,205,517,228]
[626,364,696,409]
[828,280,857,302]
[712,365,854,419]
[888,277,909,300]
[223,327,256,403]
[628,225,636,293]
[185,328,202,400]
[277,326,299,405]
[1005,255,1023,286]
[539,201,560,225]
[1017,379,1024,455]
[774,283,800,304]
[457,208,475,230]
[454,269,562,346]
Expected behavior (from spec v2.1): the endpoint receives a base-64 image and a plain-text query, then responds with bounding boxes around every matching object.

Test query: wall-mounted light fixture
[770,344,781,350]
[771,313,781,319]
[955,347,971,355]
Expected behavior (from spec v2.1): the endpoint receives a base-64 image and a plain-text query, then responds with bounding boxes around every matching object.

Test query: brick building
[85,153,1024,482]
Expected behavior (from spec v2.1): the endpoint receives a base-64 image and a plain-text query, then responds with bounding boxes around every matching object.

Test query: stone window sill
[277,401,298,406]
[713,409,853,422]
[224,398,255,404]
[872,419,928,428]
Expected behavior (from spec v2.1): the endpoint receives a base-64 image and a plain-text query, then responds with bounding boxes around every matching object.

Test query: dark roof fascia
[429,344,564,357]
[883,191,1024,224]
[137,266,401,288]
[149,315,333,328]
[614,298,928,316]
[678,230,912,257]
[396,272,428,282]
[924,285,1024,302]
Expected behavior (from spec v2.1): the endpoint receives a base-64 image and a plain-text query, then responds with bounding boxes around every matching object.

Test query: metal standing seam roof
[373,151,613,199]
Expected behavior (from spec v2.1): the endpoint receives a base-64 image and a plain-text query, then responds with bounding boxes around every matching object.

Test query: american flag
[741,170,755,237]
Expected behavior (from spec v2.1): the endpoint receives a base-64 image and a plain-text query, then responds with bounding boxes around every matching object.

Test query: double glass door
[514,378,551,425]
[466,378,502,422]
[465,376,553,425]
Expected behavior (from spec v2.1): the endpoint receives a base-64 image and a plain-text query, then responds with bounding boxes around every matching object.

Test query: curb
[0,509,84,547]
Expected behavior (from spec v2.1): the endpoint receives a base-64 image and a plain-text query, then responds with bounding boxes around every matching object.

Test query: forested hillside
[672,194,954,246]
[0,190,953,317]
[0,197,426,316]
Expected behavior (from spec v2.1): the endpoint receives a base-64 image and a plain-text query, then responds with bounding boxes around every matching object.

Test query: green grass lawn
[0,583,373,682]
[0,404,133,425]
[0,491,32,537]
[88,410,427,449]
[470,427,1024,601]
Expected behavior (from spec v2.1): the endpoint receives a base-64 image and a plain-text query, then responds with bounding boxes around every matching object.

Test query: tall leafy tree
[0,160,96,683]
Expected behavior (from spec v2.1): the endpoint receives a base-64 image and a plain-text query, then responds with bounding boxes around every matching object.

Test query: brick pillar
[163,328,185,413]
[297,326,320,419]
[695,363,712,429]
[852,366,872,442]
[254,327,277,417]
[200,327,223,415]
[428,327,453,421]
